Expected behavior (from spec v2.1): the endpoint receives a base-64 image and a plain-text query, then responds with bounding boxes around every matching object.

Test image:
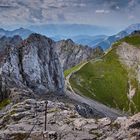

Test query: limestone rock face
[54,39,103,70]
[18,34,64,94]
[0,98,140,140]
[0,34,65,101]
[116,42,140,83]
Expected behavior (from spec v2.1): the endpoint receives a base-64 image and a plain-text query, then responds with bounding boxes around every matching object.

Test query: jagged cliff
[0,34,64,102]
[54,39,103,70]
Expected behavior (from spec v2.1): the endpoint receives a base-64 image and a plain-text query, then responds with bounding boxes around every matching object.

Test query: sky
[0,0,140,34]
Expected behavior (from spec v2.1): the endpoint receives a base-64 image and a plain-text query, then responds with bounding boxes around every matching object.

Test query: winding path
[65,61,88,94]
[65,59,125,119]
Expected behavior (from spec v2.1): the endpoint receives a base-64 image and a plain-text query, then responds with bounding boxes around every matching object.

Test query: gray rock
[48,131,58,140]
[54,39,103,70]
[116,42,140,83]
[11,112,31,121]
[0,33,65,102]
[24,99,37,105]
[75,103,105,118]
[0,99,140,140]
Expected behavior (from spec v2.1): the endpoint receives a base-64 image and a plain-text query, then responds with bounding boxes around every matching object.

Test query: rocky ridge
[116,42,140,83]
[54,39,103,70]
[0,98,140,140]
[0,33,64,102]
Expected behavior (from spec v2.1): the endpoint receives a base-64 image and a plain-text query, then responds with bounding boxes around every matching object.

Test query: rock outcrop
[54,39,103,70]
[116,42,140,83]
[0,34,64,102]
[0,98,140,140]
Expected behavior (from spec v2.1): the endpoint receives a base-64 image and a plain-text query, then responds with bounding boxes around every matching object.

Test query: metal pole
[44,100,48,131]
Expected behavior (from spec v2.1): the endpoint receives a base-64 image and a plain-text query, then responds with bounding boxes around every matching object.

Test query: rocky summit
[0,33,64,103]
[0,98,140,140]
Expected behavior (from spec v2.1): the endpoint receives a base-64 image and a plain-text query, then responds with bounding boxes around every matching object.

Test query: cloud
[0,0,140,30]
[95,9,110,14]
[0,5,15,8]
[128,15,135,20]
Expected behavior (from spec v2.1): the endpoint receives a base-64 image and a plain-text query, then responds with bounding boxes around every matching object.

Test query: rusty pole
[44,100,48,131]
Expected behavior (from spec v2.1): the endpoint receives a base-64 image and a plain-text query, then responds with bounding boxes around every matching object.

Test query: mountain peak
[27,33,54,45]
[66,39,74,44]
[125,23,140,34]
[0,28,33,39]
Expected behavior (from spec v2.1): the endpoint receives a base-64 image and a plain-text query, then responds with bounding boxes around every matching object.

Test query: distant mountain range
[71,35,107,47]
[0,27,33,39]
[95,23,140,50]
[51,23,140,49]
[0,23,140,50]
[51,35,107,47]
[33,23,140,50]
[29,24,112,37]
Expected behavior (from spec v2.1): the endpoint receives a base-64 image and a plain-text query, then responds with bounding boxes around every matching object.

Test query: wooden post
[44,100,48,131]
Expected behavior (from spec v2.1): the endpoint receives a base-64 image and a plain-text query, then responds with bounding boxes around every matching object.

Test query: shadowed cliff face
[54,39,103,70]
[0,34,65,102]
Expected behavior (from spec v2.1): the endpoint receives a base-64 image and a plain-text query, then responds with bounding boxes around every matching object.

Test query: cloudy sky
[0,0,140,33]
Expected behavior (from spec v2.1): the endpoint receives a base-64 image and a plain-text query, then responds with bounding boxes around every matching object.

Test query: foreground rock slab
[0,99,140,140]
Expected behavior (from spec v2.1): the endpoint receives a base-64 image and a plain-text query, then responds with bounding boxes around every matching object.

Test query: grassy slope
[70,35,140,114]
[122,36,140,46]
[113,35,140,48]
[64,62,85,77]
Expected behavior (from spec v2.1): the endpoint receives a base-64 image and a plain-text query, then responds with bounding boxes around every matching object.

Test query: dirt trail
[65,61,88,94]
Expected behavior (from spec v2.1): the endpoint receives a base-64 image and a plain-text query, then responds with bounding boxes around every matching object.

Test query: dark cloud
[0,5,14,8]
[29,8,43,20]
[104,0,139,11]
[57,13,66,21]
